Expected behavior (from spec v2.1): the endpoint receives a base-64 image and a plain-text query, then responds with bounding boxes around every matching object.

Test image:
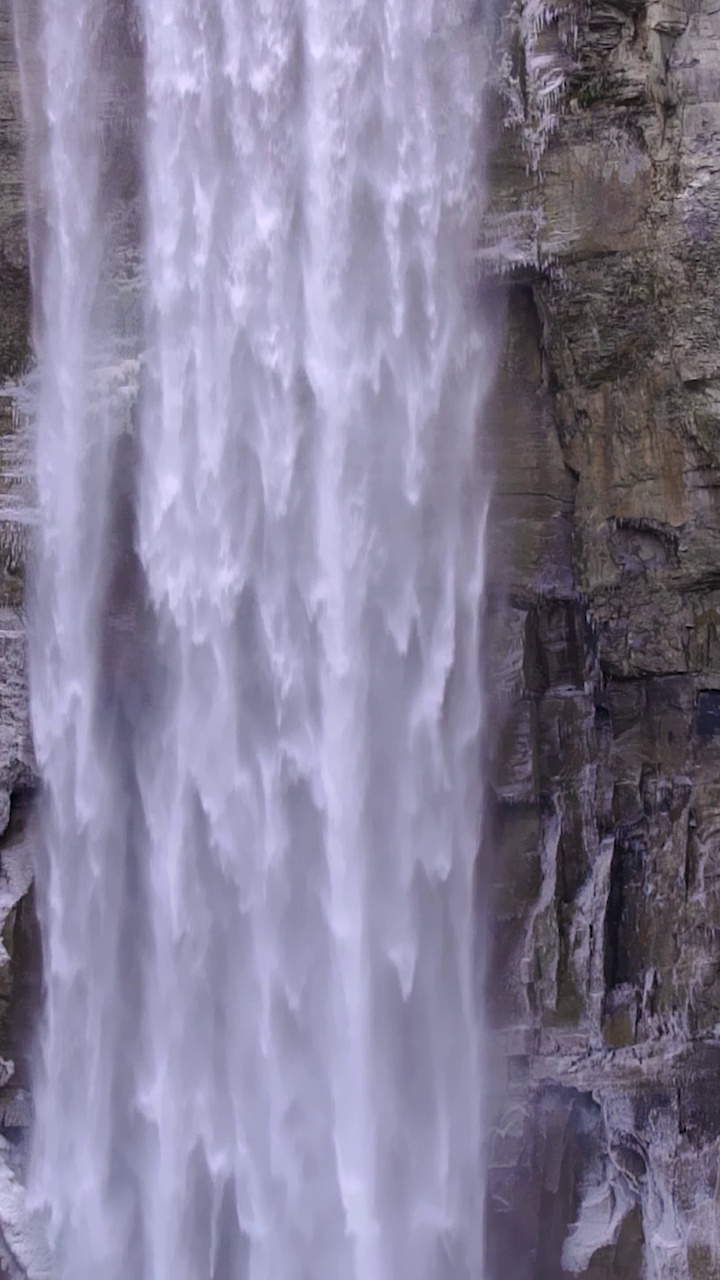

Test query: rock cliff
[0,0,39,1176]
[487,0,720,1275]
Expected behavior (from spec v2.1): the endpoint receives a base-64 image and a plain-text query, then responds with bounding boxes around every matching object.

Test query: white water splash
[15,1,494,1276]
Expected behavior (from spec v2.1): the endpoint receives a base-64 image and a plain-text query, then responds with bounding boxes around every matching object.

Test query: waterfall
[14,0,493,1275]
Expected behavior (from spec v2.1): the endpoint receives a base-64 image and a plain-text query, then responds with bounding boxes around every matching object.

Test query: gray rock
[488,0,720,1272]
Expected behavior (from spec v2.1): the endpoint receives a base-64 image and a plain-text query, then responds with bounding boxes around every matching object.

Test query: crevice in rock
[603,833,645,995]
[693,689,720,737]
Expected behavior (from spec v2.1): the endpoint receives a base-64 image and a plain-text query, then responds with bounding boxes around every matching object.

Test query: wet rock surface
[488,0,720,1273]
[0,16,41,1278]
[0,0,28,386]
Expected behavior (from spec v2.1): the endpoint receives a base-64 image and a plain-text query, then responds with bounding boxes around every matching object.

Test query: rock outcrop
[487,0,720,1275]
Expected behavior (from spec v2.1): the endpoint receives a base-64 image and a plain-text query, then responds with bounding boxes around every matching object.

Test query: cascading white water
[15,0,493,1276]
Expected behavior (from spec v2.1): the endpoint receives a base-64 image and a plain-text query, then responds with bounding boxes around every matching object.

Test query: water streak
[15,0,493,1275]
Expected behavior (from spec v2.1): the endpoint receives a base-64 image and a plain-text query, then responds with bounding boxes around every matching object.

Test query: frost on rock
[562,1163,636,1275]
[479,0,579,277]
[0,1147,52,1279]
[500,0,578,174]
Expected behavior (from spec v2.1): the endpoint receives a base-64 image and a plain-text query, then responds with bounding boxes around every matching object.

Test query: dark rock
[487,0,720,1269]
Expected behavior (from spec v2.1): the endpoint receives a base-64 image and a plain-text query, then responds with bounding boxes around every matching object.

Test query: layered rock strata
[487,0,720,1276]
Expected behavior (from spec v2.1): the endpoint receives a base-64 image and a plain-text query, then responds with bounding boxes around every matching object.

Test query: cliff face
[0,0,39,1158]
[487,0,720,1276]
[0,0,28,386]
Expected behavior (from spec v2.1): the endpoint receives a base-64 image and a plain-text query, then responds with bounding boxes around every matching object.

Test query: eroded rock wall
[0,0,39,1173]
[488,0,720,1275]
